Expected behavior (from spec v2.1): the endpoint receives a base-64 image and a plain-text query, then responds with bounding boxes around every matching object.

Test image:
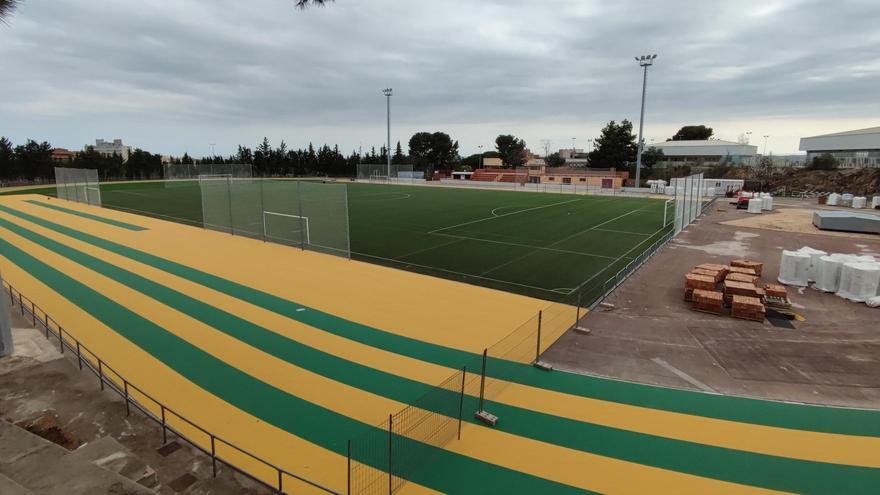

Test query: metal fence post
[58,328,64,354]
[211,436,217,477]
[535,311,543,362]
[478,349,488,413]
[124,381,130,416]
[18,293,23,316]
[161,406,167,444]
[457,367,466,440]
[98,360,104,390]
[387,414,393,495]
[76,342,82,370]
[31,302,35,326]
[226,176,235,236]
[277,469,283,493]
[575,290,583,325]
[347,439,352,495]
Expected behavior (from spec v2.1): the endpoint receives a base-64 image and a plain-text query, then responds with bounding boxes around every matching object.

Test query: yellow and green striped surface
[0,194,877,494]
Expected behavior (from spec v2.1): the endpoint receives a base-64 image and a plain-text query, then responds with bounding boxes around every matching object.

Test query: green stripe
[25,199,147,231]
[1,204,878,438]
[3,215,874,493]
[0,236,590,495]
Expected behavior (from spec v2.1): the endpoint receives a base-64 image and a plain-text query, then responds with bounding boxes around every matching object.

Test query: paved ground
[0,310,273,495]
[545,198,880,409]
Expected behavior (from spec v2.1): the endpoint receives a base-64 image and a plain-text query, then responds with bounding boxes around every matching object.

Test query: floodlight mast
[634,54,657,188]
[383,88,393,178]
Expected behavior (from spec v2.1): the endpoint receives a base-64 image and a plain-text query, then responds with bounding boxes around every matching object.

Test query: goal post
[198,173,233,183]
[262,210,310,247]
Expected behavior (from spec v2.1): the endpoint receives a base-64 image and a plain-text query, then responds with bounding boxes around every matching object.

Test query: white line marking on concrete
[651,358,716,392]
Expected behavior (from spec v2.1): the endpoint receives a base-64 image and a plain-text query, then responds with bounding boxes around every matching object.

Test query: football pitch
[8,180,673,301]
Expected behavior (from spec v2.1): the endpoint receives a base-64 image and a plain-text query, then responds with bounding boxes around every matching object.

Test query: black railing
[3,281,340,495]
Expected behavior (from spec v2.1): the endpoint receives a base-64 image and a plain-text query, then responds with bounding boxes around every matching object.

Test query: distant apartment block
[91,138,132,162]
[50,148,75,163]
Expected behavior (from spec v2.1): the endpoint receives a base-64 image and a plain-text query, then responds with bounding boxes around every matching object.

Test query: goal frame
[262,210,310,245]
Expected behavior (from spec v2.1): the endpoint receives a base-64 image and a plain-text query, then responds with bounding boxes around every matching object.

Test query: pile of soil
[15,410,81,450]
[725,168,880,196]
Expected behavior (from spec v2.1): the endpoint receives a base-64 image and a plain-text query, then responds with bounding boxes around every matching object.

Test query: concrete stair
[0,420,157,495]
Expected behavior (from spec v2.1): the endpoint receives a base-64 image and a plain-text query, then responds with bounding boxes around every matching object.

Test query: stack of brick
[728,266,758,278]
[763,283,790,309]
[696,264,729,279]
[731,295,765,321]
[731,260,763,277]
[726,272,760,285]
[692,289,725,316]
[685,273,716,302]
[692,267,725,283]
[764,283,787,298]
[723,280,765,304]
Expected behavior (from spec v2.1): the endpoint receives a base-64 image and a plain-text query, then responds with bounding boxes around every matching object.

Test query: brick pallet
[685,273,716,291]
[692,268,725,283]
[731,295,765,322]
[723,281,765,304]
[726,272,759,285]
[764,283,787,299]
[692,289,724,316]
[731,259,763,277]
[728,266,758,277]
[696,264,729,278]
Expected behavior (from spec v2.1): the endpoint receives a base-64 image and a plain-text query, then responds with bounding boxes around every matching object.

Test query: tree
[809,153,838,170]
[670,125,713,141]
[0,137,14,180]
[408,131,459,176]
[640,146,664,169]
[495,134,526,168]
[588,120,637,169]
[0,0,19,25]
[392,141,408,165]
[294,0,332,8]
[544,152,566,168]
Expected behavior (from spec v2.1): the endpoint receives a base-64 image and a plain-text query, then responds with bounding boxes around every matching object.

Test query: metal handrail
[3,281,340,495]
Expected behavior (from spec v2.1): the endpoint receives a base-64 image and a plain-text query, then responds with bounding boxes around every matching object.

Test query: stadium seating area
[471,169,528,183]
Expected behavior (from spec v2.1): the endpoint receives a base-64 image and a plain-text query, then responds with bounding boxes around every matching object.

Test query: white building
[651,140,757,167]
[799,126,880,168]
[91,139,132,162]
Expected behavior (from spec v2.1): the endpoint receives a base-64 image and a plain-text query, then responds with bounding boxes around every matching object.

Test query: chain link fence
[356,164,423,183]
[54,167,102,206]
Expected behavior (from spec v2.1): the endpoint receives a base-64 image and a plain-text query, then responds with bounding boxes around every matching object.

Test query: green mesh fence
[356,164,421,183]
[164,163,252,188]
[199,178,350,258]
[54,167,101,206]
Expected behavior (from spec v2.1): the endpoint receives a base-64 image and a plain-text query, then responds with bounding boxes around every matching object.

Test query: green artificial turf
[6,180,672,302]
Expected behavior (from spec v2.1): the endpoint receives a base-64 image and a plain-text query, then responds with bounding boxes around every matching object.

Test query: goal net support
[357,164,423,183]
[54,167,102,206]
[200,178,350,258]
[165,163,252,188]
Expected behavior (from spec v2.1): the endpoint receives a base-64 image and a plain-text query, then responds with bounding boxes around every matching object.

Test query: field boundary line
[592,228,653,236]
[428,198,582,234]
[350,250,564,295]
[429,231,618,260]
[481,202,656,277]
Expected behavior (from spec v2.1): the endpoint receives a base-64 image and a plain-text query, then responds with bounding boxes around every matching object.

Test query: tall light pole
[382,88,393,177]
[571,137,576,155]
[634,54,657,187]
[209,143,216,160]
[478,145,484,169]
[762,135,769,156]
[745,131,752,144]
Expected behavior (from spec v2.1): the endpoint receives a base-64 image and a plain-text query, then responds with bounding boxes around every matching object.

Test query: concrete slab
[0,472,34,495]
[543,199,880,408]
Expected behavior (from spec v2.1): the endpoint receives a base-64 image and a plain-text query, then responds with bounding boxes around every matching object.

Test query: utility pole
[383,88,393,178]
[478,145,484,169]
[634,54,657,187]
[762,135,769,156]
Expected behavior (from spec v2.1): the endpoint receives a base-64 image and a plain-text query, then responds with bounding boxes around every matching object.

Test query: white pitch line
[429,198,582,234]
[592,228,652,236]
[430,231,618,260]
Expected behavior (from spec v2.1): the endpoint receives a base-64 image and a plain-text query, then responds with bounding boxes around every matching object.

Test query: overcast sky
[2,0,879,157]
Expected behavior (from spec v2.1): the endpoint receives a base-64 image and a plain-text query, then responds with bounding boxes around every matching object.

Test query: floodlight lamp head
[382,88,393,97]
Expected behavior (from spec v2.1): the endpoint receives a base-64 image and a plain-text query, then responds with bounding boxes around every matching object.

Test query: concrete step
[0,421,157,495]
[70,436,159,489]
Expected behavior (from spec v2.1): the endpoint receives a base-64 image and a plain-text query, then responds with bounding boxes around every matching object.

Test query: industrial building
[651,140,757,167]
[799,126,880,168]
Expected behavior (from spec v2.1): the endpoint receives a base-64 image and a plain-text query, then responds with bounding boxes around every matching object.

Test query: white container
[779,250,811,287]
[827,193,840,206]
[841,193,854,207]
[837,262,880,302]
[761,195,773,211]
[797,246,827,282]
[815,254,852,292]
[872,196,880,209]
[664,186,675,196]
[852,196,867,209]
[747,198,763,214]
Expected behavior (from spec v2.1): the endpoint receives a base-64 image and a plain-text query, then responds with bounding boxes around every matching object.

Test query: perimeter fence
[200,178,351,259]
[356,164,423,183]
[54,167,102,206]
[2,281,339,495]
[345,218,677,494]
[164,163,253,188]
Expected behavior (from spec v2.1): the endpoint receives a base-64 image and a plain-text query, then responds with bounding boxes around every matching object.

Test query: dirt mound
[725,168,880,196]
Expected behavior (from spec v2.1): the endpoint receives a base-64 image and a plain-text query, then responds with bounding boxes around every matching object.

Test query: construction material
[685,273,716,291]
[747,198,763,214]
[761,195,774,211]
[852,196,867,209]
[778,250,810,287]
[731,295,765,322]
[684,288,694,302]
[731,260,763,277]
[799,246,828,282]
[826,193,840,206]
[872,196,880,209]
[692,268,725,283]
[836,262,880,303]
[728,266,758,277]
[692,289,724,316]
[726,272,759,285]
[813,210,880,234]
[764,283,788,298]
[723,281,765,304]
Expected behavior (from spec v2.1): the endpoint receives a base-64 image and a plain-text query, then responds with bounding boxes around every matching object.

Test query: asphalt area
[545,198,880,408]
